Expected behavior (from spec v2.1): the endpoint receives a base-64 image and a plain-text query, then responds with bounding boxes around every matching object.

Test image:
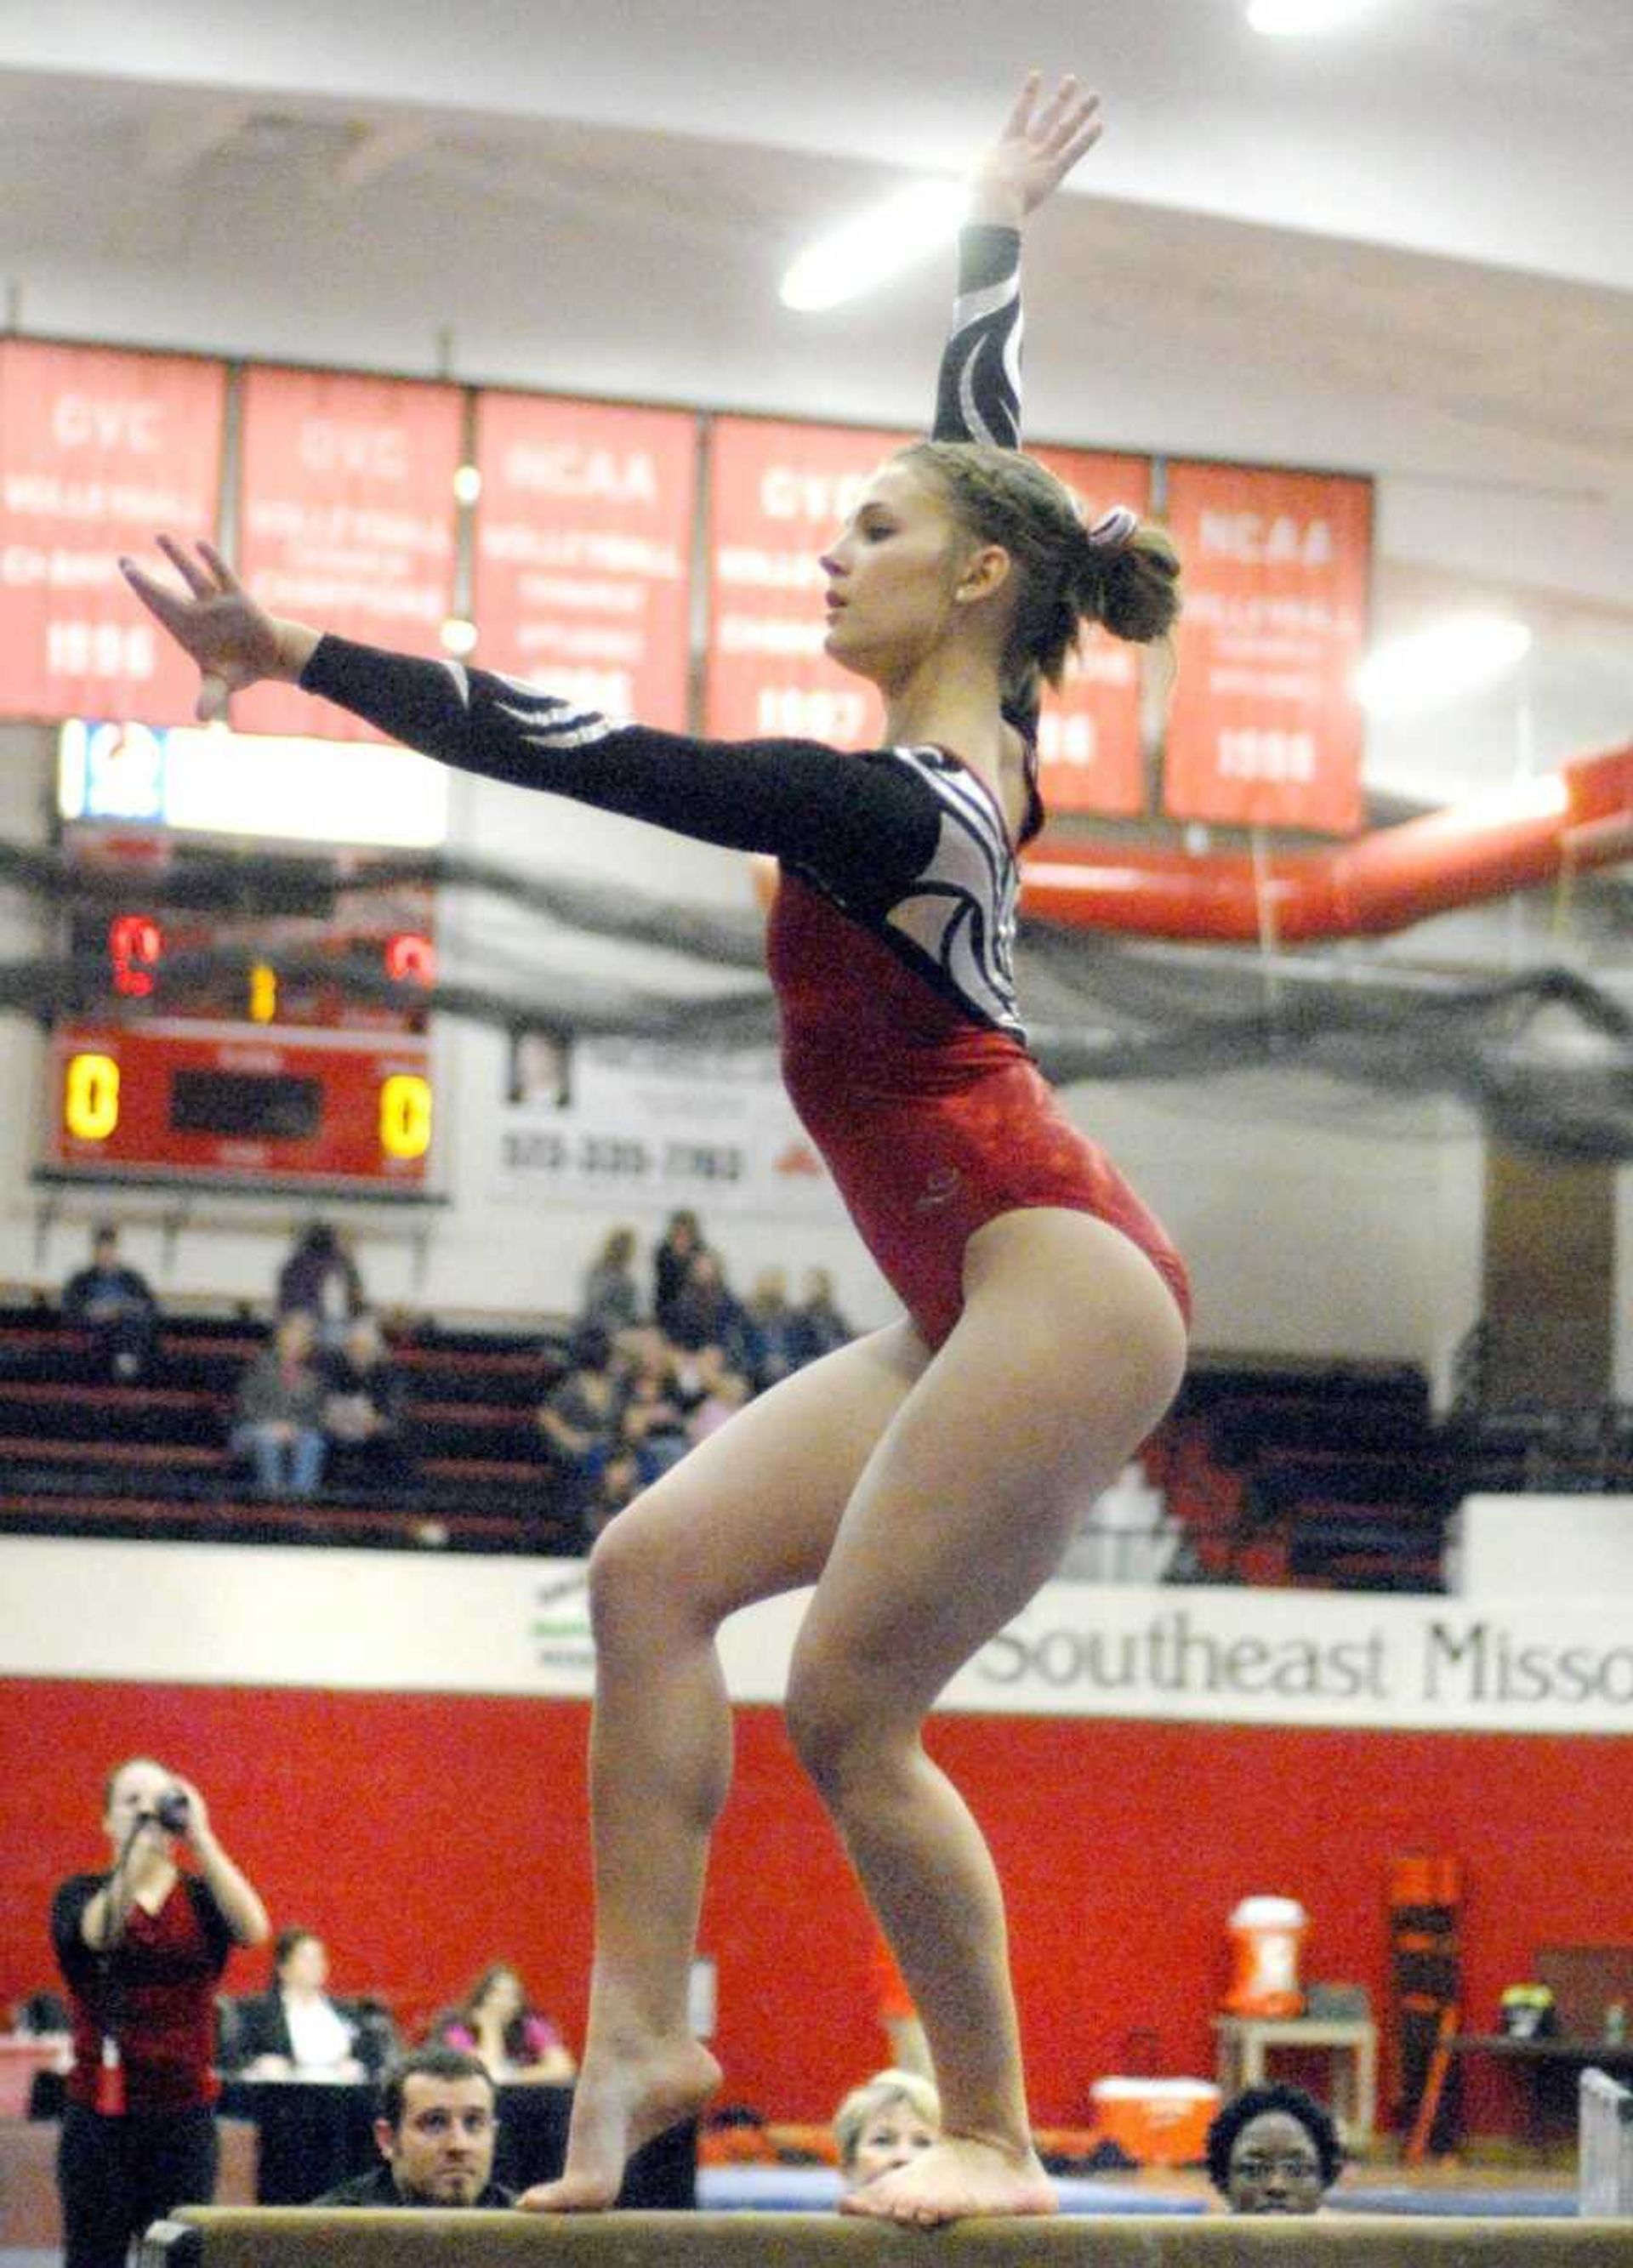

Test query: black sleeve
[932,225,1022,448]
[50,1875,102,1992]
[299,637,942,905]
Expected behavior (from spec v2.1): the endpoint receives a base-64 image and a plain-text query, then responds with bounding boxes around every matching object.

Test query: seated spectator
[1205,2083,1341,2214]
[276,1220,364,1347]
[320,1311,411,1486]
[313,2045,511,2206]
[231,1926,393,2080]
[536,1325,620,1523]
[61,1224,161,1381]
[664,1250,754,1375]
[231,1311,327,1499]
[790,1265,854,1366]
[583,1447,643,1543]
[833,2069,941,2195]
[613,1341,690,1485]
[686,1345,753,1445]
[580,1225,643,1337]
[432,1962,576,2085]
[651,1208,707,1336]
[742,1265,803,1391]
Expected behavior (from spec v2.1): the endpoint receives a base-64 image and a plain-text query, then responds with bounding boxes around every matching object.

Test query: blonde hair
[896,440,1181,713]
[832,2067,942,2171]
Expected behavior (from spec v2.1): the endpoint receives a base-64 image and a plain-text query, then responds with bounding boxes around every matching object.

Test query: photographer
[50,1758,270,2268]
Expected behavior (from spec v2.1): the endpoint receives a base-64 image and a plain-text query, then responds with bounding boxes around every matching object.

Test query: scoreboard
[43,719,445,1195]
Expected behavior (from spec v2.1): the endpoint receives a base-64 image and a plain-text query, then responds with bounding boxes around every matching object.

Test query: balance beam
[143,2206,1633,2266]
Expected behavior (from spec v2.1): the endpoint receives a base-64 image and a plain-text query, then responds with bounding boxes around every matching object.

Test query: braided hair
[895,440,1181,715]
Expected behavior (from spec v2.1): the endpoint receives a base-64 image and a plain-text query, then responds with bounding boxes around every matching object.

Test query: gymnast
[122,71,1188,2225]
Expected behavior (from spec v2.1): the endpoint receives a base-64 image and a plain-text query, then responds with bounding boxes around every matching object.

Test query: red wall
[4,1676,1629,2135]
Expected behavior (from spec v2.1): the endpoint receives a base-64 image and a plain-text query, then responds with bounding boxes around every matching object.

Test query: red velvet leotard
[769,856,1189,1351]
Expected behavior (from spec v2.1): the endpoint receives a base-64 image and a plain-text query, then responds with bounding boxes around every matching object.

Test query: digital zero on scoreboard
[43,716,443,1195]
[46,1025,434,1191]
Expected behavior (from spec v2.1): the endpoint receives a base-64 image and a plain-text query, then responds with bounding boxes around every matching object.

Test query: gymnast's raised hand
[119,536,315,721]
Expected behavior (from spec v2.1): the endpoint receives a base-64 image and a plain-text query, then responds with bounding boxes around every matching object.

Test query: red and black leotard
[299,227,1189,1347]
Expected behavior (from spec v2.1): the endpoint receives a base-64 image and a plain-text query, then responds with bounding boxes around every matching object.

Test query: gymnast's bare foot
[517,2038,721,2212]
[839,2135,1058,2227]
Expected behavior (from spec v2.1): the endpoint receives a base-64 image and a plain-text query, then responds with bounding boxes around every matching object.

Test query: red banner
[1029,446,1152,819]
[0,340,225,724]
[1161,461,1372,833]
[473,393,697,729]
[233,367,463,737]
[704,416,911,746]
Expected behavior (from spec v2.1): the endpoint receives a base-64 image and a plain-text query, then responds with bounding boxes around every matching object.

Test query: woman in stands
[122,72,1187,2225]
[50,1759,269,2268]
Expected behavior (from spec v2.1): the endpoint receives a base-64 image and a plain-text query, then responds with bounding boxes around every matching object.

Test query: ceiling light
[1352,614,1533,719]
[1248,0,1371,33]
[781,179,969,313]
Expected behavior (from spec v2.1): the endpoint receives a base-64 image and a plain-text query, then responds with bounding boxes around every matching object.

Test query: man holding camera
[50,1757,270,2268]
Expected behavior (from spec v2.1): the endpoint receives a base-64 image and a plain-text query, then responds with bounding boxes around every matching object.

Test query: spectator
[743,1266,803,1390]
[275,1221,364,1347]
[230,1927,393,2081]
[580,1226,643,1337]
[583,1447,643,1543]
[50,1757,269,2268]
[686,1346,752,1446]
[664,1250,754,1373]
[789,1265,853,1366]
[231,1311,327,1499]
[833,2069,941,2195]
[313,2046,512,2207]
[432,1963,576,2085]
[651,1209,706,1335]
[613,1342,690,1485]
[61,1225,161,1383]
[320,1312,411,1486]
[536,1326,620,1524]
[1205,2083,1341,2215]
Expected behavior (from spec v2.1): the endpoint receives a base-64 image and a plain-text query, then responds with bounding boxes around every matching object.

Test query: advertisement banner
[0,340,225,723]
[704,415,910,746]
[473,392,697,727]
[496,1033,841,1222]
[1028,446,1152,819]
[233,367,463,737]
[1161,461,1372,833]
[6,1534,1633,1734]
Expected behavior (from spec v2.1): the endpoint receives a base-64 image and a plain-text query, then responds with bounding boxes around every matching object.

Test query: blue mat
[1331,2188,1578,2219]
[696,2166,1203,2214]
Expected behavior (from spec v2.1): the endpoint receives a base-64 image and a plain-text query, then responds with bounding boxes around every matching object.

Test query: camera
[154,1788,191,1834]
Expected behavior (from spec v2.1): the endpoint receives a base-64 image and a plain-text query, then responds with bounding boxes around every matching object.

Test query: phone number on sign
[503,1129,745,1185]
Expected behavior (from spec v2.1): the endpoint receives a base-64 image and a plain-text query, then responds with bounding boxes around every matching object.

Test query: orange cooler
[1090,2077,1221,2167]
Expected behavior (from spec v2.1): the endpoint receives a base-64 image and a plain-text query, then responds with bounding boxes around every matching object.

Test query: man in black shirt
[314,2046,512,2207]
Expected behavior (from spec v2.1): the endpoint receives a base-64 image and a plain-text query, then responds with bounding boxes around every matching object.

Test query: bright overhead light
[781,179,969,313]
[1353,613,1533,719]
[1249,0,1371,32]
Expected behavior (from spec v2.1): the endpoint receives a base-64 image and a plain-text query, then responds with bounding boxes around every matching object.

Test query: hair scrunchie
[1086,504,1140,553]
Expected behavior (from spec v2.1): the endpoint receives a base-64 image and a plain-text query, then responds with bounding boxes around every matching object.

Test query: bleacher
[1150,1357,1462,1593]
[0,1304,580,1555]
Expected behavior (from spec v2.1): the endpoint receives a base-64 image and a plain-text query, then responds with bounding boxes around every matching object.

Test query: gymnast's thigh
[589,1319,930,1624]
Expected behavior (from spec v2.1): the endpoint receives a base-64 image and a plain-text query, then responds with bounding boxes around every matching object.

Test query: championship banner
[496,1033,840,1223]
[0,340,225,724]
[232,367,463,738]
[704,416,910,746]
[473,393,697,728]
[1161,461,1372,833]
[1029,445,1152,819]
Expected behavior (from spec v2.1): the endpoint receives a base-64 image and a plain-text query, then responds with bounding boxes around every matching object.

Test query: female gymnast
[122,73,1189,2225]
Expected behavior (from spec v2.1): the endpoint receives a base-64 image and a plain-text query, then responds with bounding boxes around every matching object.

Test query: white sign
[494,1034,840,1221]
[3,1536,1632,1736]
